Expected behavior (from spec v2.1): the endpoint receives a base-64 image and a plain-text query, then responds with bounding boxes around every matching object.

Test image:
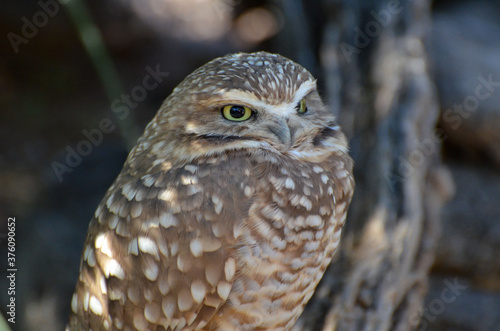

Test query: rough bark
[293,1,453,330]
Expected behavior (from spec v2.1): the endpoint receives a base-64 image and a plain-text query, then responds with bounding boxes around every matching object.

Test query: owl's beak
[267,119,292,148]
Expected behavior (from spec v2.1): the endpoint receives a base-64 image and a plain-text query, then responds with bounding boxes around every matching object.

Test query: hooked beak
[267,119,292,148]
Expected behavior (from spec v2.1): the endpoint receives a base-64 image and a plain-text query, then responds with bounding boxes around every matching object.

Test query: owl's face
[134,52,344,169]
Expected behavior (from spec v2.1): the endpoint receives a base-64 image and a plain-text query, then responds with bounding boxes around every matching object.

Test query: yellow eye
[297,99,308,114]
[222,105,253,121]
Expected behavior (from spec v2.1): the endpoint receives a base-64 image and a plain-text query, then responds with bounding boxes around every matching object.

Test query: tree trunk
[292,0,454,329]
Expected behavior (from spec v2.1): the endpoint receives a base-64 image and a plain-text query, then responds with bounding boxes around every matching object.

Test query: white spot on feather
[84,245,96,267]
[170,242,179,256]
[103,259,125,279]
[95,234,113,258]
[141,174,155,187]
[160,213,178,229]
[190,239,203,257]
[285,177,295,189]
[108,288,124,301]
[244,186,253,197]
[143,261,159,281]
[217,281,231,301]
[313,165,324,173]
[105,194,115,209]
[121,183,136,201]
[305,215,323,228]
[159,188,177,202]
[212,195,223,215]
[83,292,89,311]
[191,280,207,304]
[100,276,107,294]
[299,196,312,211]
[94,203,103,219]
[128,238,139,256]
[181,175,198,185]
[319,206,330,216]
[89,296,103,315]
[290,258,306,270]
[337,169,349,179]
[224,258,236,282]
[71,293,78,313]
[271,236,287,250]
[144,303,160,323]
[335,201,347,216]
[138,237,159,260]
[304,241,320,252]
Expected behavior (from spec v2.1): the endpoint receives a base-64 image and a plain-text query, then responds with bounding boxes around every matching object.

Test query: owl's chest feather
[219,156,349,329]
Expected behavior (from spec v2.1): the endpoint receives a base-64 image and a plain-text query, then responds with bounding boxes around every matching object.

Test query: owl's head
[134,52,347,168]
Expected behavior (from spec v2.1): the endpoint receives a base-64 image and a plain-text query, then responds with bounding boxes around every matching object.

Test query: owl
[67,51,354,331]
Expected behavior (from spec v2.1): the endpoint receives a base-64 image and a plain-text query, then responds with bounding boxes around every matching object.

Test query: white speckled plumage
[67,51,354,331]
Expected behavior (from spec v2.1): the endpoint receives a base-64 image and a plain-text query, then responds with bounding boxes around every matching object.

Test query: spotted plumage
[67,51,354,331]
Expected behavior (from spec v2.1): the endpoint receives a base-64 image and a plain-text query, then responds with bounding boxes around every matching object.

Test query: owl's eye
[296,99,308,114]
[222,105,253,122]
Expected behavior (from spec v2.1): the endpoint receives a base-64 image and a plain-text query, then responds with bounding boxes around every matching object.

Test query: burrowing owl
[67,51,354,331]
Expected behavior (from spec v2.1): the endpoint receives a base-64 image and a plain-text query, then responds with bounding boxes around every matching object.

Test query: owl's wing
[68,154,255,331]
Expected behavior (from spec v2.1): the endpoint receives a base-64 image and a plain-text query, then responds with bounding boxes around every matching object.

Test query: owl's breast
[212,153,353,330]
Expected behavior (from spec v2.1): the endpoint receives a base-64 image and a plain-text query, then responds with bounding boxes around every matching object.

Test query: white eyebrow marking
[291,79,317,105]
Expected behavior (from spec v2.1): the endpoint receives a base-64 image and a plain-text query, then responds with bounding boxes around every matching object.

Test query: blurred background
[0,0,499,330]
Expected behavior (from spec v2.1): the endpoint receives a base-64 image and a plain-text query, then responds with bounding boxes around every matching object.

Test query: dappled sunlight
[373,37,428,120]
[158,187,178,202]
[356,206,390,258]
[234,7,282,44]
[122,0,282,44]
[129,0,234,41]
